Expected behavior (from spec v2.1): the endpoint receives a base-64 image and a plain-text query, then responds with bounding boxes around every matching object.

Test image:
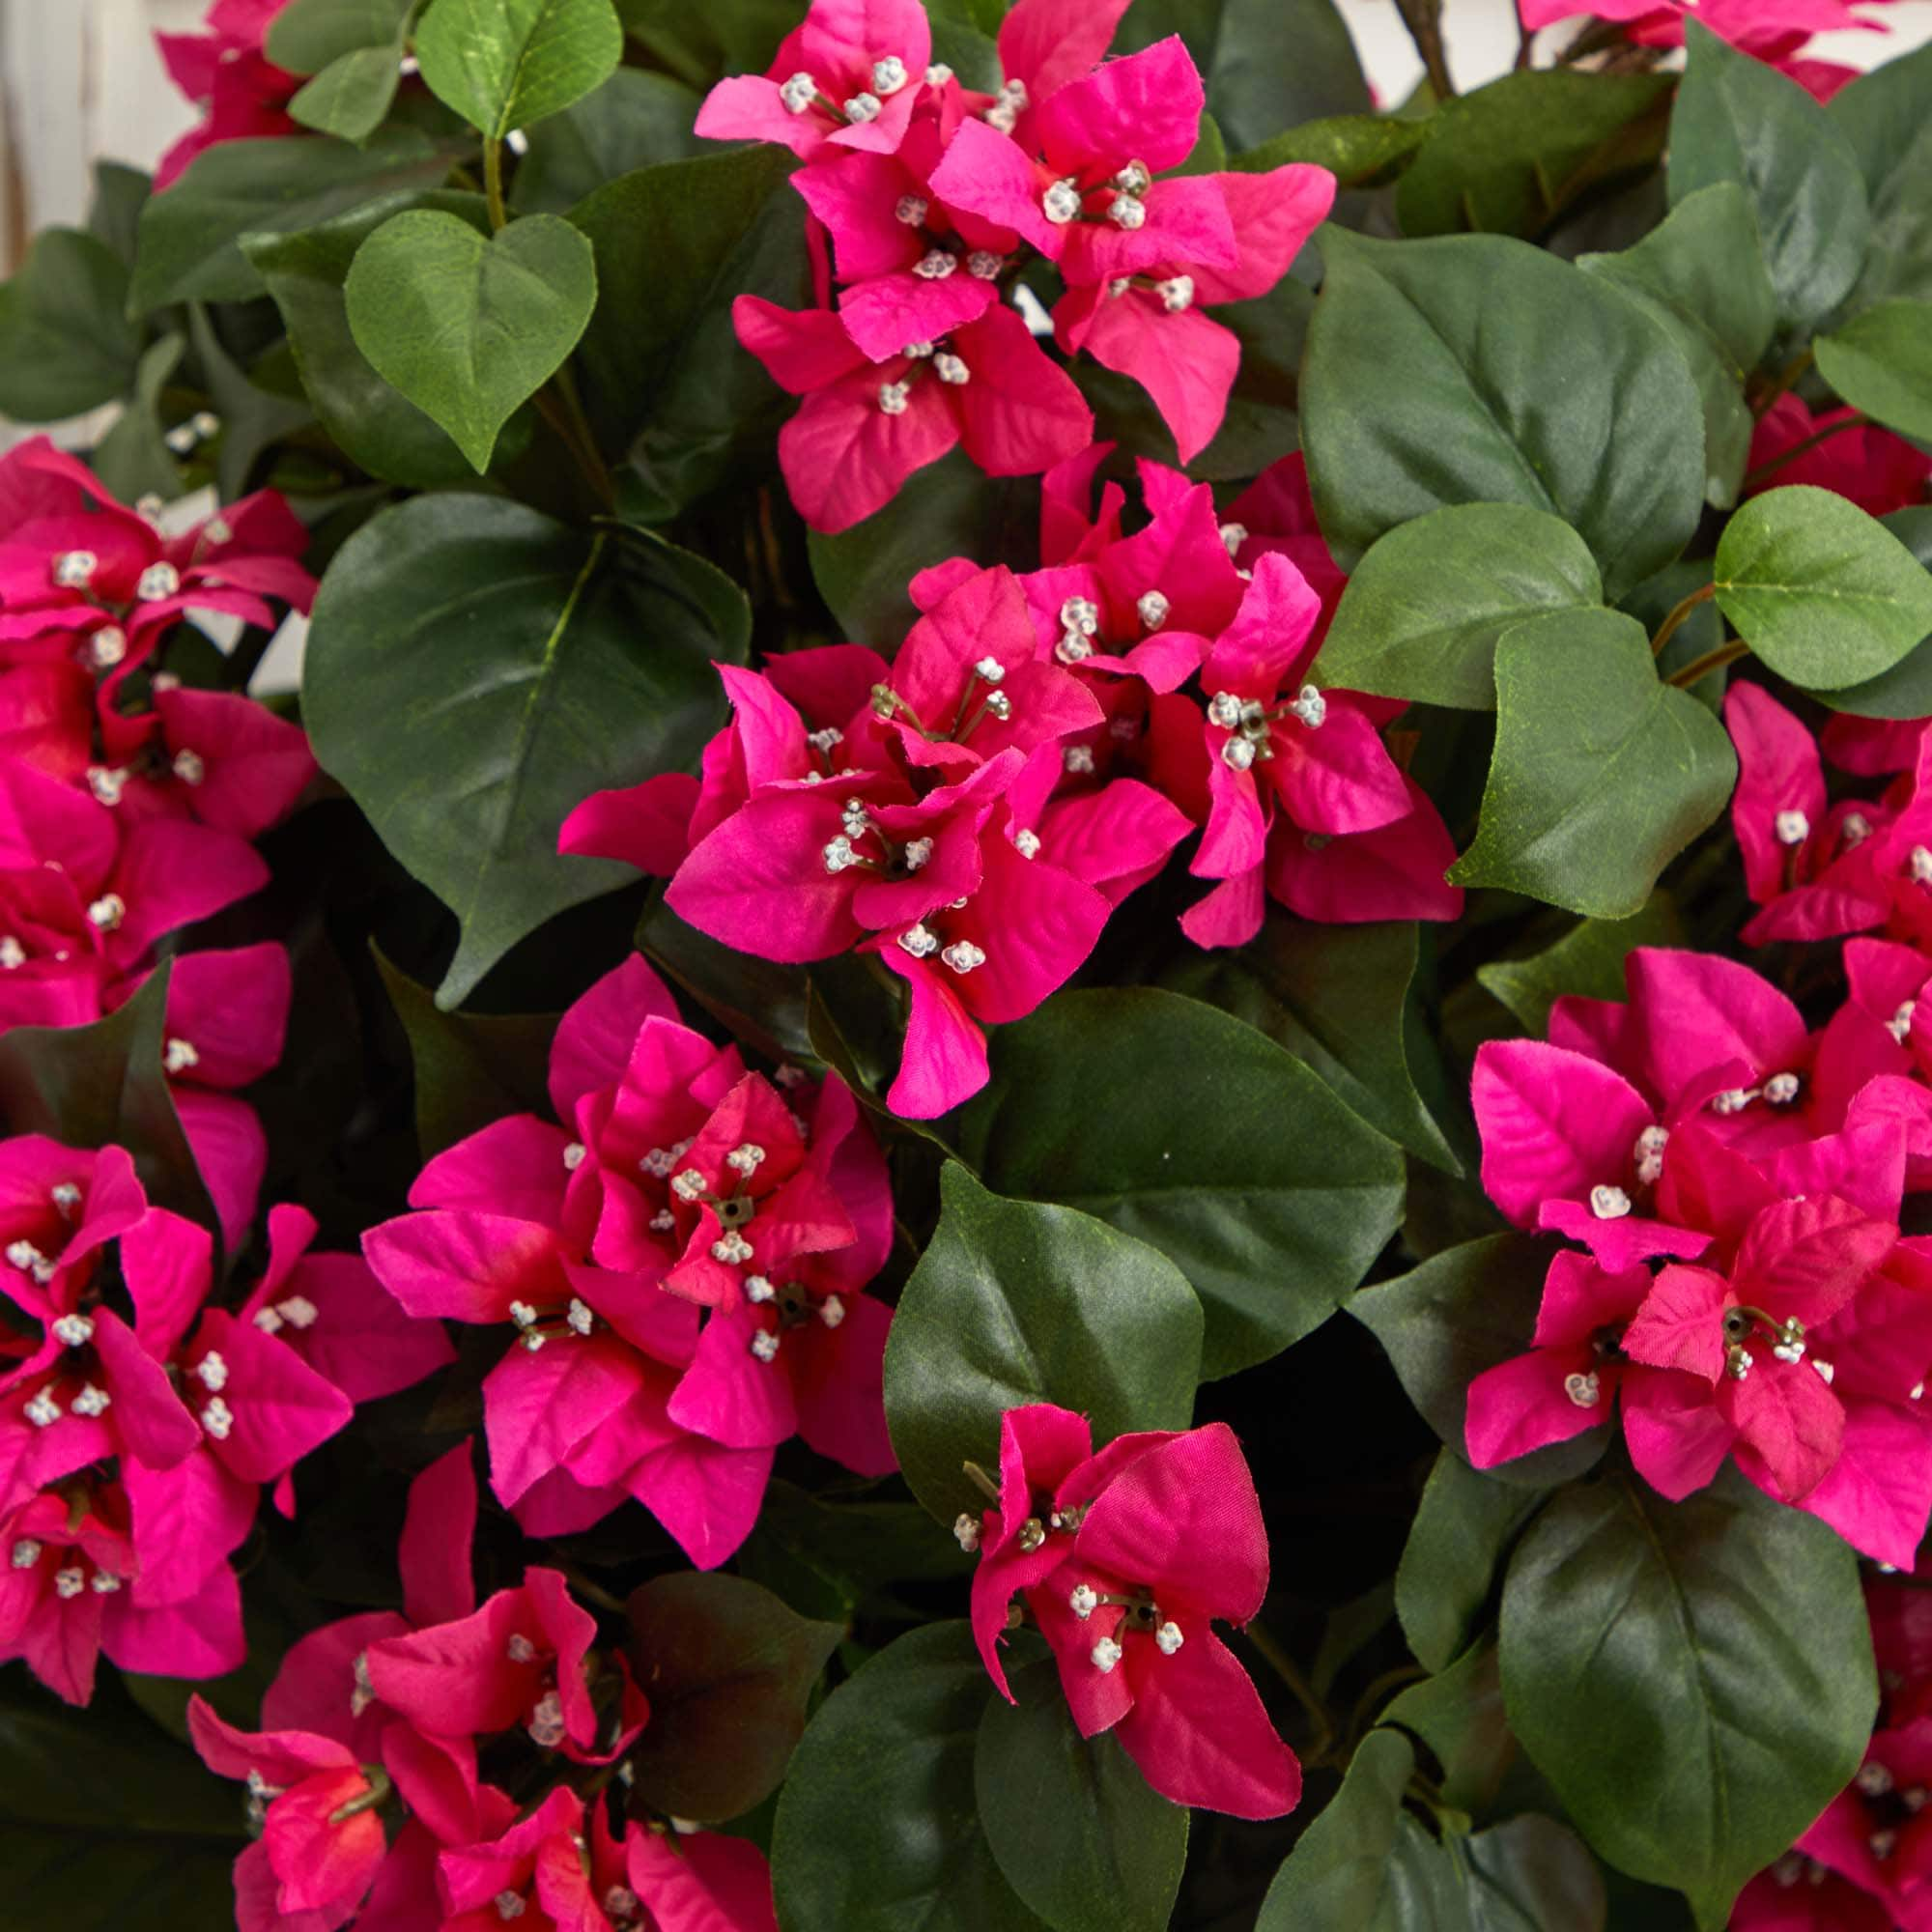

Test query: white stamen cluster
[984,691,1011,721]
[914,248,956,280]
[974,657,1006,686]
[1564,1371,1601,1408]
[195,1351,228,1392]
[562,1141,585,1172]
[1286,684,1326,728]
[567,1298,595,1337]
[137,562,182,603]
[201,1395,234,1438]
[87,893,126,931]
[954,1513,980,1551]
[51,1181,80,1216]
[941,940,985,974]
[86,627,127,670]
[820,1294,846,1329]
[87,767,126,807]
[903,836,934,871]
[71,1382,109,1417]
[1091,1636,1122,1672]
[1763,1071,1801,1104]
[172,748,206,786]
[898,923,939,958]
[1774,809,1809,846]
[983,76,1026,131]
[843,91,883,124]
[164,1037,200,1074]
[926,63,955,85]
[904,340,934,359]
[12,1539,42,1568]
[1727,1348,1753,1381]
[507,1633,538,1663]
[1069,1582,1099,1620]
[639,1137,695,1180]
[0,937,22,970]
[54,1567,85,1600]
[1107,193,1147,229]
[780,71,815,114]
[25,1387,61,1429]
[1634,1123,1668,1186]
[725,1143,766,1177]
[51,1313,94,1348]
[746,1276,776,1303]
[1157,275,1194,312]
[712,1230,754,1264]
[1138,589,1170,630]
[1042,178,1083,224]
[1219,523,1249,557]
[671,1169,708,1202]
[1013,828,1040,859]
[968,250,1003,279]
[649,1208,675,1233]
[7,1239,48,1279]
[808,725,844,756]
[278,1296,318,1329]
[1771,1320,1807,1366]
[873,56,908,95]
[497,1889,528,1920]
[1912,845,1932,885]
[527,1690,566,1748]
[895,193,928,226]
[1065,745,1095,775]
[1842,811,1872,846]
[1589,1183,1632,1219]
[1891,1000,1918,1043]
[54,551,98,589]
[91,1569,120,1593]
[605,1887,641,1925]
[1710,1087,1757,1116]
[1154,1620,1184,1655]
[751,1329,781,1363]
[877,381,911,417]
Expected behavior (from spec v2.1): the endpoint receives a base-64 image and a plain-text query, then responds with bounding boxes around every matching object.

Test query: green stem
[1750,345,1814,419]
[1649,581,1716,658]
[1668,637,1749,689]
[483,137,509,232]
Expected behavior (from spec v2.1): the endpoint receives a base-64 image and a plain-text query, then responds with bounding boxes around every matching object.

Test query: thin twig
[1649,582,1716,658]
[1668,637,1749,688]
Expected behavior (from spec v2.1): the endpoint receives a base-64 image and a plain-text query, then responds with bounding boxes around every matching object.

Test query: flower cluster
[0,436,318,1240]
[363,954,895,1561]
[700,0,1335,528]
[157,0,301,189]
[1466,943,1932,1565]
[960,1404,1300,1819]
[0,1144,446,1705]
[186,1446,777,1932]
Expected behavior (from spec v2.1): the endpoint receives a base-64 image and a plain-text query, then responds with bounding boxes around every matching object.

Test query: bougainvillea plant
[2,0,1932,1924]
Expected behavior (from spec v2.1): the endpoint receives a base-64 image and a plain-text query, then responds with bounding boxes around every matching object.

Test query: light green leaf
[1302,228,1705,599]
[1714,484,1932,691]
[1501,1469,1874,1928]
[1666,20,1869,332]
[303,498,746,1007]
[1449,609,1736,916]
[883,1164,1203,1526]
[952,987,1406,1378]
[267,0,415,71]
[1233,114,1426,189]
[1814,508,1932,719]
[414,0,624,138]
[345,207,596,471]
[291,44,409,141]
[1313,502,1605,711]
[1814,298,1932,444]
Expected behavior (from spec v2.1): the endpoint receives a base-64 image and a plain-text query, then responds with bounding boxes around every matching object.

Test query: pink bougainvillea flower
[1778,1720,1932,1928]
[438,1787,613,1930]
[695,0,935,161]
[1222,451,1350,639]
[984,0,1137,135]
[965,1406,1301,1819]
[1728,1856,1898,1931]
[1747,394,1932,519]
[188,1696,390,1928]
[155,0,300,190]
[613,1816,781,1932]
[1516,0,1891,59]
[732,295,1093,532]
[1464,1252,1650,1466]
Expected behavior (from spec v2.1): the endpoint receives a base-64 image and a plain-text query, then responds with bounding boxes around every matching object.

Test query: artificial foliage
[1,0,1931,1926]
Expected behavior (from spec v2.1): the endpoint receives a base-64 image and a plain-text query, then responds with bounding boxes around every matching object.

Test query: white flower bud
[872,56,908,96]
[954,1513,980,1551]
[914,248,956,280]
[1091,1636,1122,1672]
[1138,589,1170,630]
[898,923,939,958]
[781,71,815,113]
[1589,1184,1632,1219]
[878,382,911,417]
[843,91,883,124]
[941,940,986,973]
[137,562,182,602]
[1043,179,1083,224]
[1157,275,1195,312]
[935,353,971,384]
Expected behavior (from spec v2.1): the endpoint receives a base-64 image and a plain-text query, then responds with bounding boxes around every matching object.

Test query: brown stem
[1649,582,1716,658]
[1668,637,1749,688]
[1750,345,1815,419]
[1741,412,1868,490]
[1393,0,1456,98]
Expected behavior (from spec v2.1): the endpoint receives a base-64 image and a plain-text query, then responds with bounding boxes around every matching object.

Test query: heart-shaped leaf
[1714,485,1932,692]
[1449,609,1737,916]
[415,0,624,139]
[345,208,596,472]
[884,1164,1203,1525]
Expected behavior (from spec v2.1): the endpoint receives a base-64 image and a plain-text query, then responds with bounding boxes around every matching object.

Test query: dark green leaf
[569,143,800,455]
[953,987,1406,1378]
[90,334,185,507]
[635,895,814,1064]
[771,1622,1050,1932]
[1302,228,1705,599]
[0,963,215,1232]
[345,208,596,471]
[622,1572,843,1823]
[1475,896,1681,1037]
[1161,915,1460,1172]
[414,0,624,137]
[1313,503,1605,711]
[1396,71,1671,240]
[1500,1468,1874,1928]
[88,160,152,270]
[1579,184,1777,508]
[1831,43,1932,308]
[1233,114,1427,189]
[303,497,746,1006]
[1714,484,1932,691]
[1350,1233,1607,1487]
[976,1656,1188,1932]
[511,68,703,213]
[1383,1640,1520,1817]
[373,945,558,1158]
[266,0,415,71]
[612,0,800,86]
[243,190,497,487]
[1463,1813,1609,1932]
[884,1164,1204,1525]
[1666,21,1868,333]
[185,304,315,503]
[130,128,460,309]
[1814,297,1932,443]
[1816,508,1932,718]
[1396,1452,1547,1673]
[0,228,140,421]
[808,450,1036,645]
[1449,609,1737,917]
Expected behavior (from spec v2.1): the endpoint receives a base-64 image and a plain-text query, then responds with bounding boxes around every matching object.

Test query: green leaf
[809,449,1036,645]
[1256,1728,1441,1930]
[953,987,1406,1378]
[1814,297,1932,443]
[1350,1234,1607,1487]
[0,963,215,1233]
[1449,609,1737,917]
[975,1657,1188,1932]
[415,0,624,137]
[884,1165,1203,1526]
[635,895,814,1065]
[0,1677,242,1920]
[304,498,746,1007]
[621,1572,843,1823]
[267,0,415,71]
[1233,114,1427,189]
[1396,1452,1547,1674]
[1302,228,1705,600]
[1830,42,1932,307]
[1463,1813,1610,1931]
[89,159,152,270]
[1396,71,1672,240]
[1714,484,1932,692]
[1666,21,1868,333]
[511,67,702,213]
[1475,895,1681,1037]
[1116,0,1371,152]
[771,1622,1049,1932]
[345,208,596,471]
[130,127,459,309]
[373,945,558,1159]
[1160,915,1461,1173]
[1382,1640,1520,1818]
[291,44,410,141]
[0,228,140,421]
[1500,1468,1875,1928]
[612,0,801,84]
[1579,184,1777,509]
[243,190,497,487]
[185,303,315,503]
[90,334,185,507]
[1313,503,1605,711]
[568,143,799,452]
[1814,508,1932,718]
